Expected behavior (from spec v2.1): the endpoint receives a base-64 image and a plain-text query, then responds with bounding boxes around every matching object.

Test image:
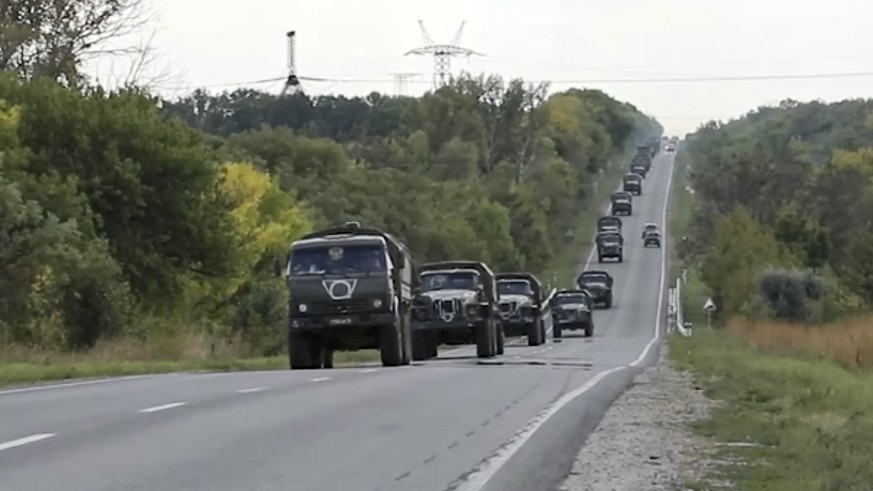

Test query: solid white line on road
[309,377,331,383]
[235,387,267,393]
[0,375,154,396]
[454,367,624,491]
[137,402,187,413]
[358,368,379,374]
[455,152,677,491]
[0,433,56,452]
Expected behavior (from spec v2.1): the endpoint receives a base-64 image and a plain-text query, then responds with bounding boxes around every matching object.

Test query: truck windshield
[555,295,588,305]
[580,274,609,284]
[290,244,387,275]
[498,280,532,296]
[421,272,479,291]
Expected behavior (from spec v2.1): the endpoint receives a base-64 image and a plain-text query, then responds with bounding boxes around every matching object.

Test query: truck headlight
[466,304,479,317]
[373,299,383,308]
[298,303,308,313]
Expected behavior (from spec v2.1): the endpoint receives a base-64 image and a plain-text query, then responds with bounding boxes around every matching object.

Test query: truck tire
[289,331,318,370]
[380,322,403,367]
[585,323,594,337]
[604,293,614,309]
[412,330,430,361]
[476,320,494,358]
[400,309,412,366]
[553,323,563,339]
[496,325,505,355]
[322,349,334,368]
[527,318,544,346]
[597,254,603,263]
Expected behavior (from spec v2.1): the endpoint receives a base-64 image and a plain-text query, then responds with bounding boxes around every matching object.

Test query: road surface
[0,151,675,491]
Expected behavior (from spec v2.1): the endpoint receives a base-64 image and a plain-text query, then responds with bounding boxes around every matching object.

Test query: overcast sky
[89,0,873,135]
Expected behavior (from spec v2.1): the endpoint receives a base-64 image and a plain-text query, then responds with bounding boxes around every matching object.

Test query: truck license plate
[329,317,353,325]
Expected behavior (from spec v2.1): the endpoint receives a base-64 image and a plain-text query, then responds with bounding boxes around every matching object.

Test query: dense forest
[682,98,873,323]
[0,71,661,356]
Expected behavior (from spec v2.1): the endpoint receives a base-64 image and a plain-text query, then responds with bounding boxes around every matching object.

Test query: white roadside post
[703,297,717,328]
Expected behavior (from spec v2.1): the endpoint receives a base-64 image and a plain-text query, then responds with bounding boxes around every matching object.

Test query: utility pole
[404,20,482,90]
[391,72,419,96]
[282,30,302,95]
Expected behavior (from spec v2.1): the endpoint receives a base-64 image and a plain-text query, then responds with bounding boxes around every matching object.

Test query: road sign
[703,298,716,312]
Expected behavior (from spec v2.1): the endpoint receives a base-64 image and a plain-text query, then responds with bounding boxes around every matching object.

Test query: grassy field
[671,331,873,490]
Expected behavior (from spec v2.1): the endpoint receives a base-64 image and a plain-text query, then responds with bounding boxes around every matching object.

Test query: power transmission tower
[391,72,419,96]
[405,20,482,90]
[282,30,303,95]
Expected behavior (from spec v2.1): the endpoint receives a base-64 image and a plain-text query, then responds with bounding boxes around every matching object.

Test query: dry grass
[725,314,873,371]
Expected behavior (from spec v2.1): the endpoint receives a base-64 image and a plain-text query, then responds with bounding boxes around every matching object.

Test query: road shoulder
[557,342,720,490]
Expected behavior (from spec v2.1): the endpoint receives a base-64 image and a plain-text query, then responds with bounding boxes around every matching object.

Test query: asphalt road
[0,151,676,491]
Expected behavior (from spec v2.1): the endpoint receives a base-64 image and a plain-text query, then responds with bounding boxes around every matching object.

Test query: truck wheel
[429,335,438,358]
[604,293,613,309]
[585,323,594,337]
[496,325,505,355]
[412,330,429,361]
[553,324,563,339]
[527,319,544,346]
[400,310,412,366]
[322,349,334,368]
[476,321,494,358]
[618,254,624,263]
[597,254,603,263]
[289,331,317,370]
[379,322,403,367]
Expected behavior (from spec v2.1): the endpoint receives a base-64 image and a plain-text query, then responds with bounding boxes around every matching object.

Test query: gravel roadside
[558,342,719,491]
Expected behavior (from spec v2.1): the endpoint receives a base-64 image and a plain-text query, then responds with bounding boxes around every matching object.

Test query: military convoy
[495,272,547,346]
[278,135,669,368]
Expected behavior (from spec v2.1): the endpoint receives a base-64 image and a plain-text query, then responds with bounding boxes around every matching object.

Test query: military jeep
[611,191,633,216]
[622,173,642,195]
[551,289,595,338]
[410,261,502,360]
[595,231,624,263]
[495,272,546,346]
[576,270,615,309]
[283,221,417,370]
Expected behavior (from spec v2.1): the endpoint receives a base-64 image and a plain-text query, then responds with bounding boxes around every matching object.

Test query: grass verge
[670,329,873,490]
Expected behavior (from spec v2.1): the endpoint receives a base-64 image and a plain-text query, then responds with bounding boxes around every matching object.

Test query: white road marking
[0,433,55,452]
[309,377,331,383]
[235,387,267,393]
[456,153,676,491]
[0,375,153,396]
[137,402,187,413]
[358,368,379,374]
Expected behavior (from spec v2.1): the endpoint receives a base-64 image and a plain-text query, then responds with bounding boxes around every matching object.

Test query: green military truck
[410,261,502,360]
[283,221,417,369]
[495,272,547,346]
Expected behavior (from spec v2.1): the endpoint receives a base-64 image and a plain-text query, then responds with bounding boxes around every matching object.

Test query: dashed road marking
[358,368,379,374]
[0,433,55,452]
[235,387,267,394]
[137,402,187,413]
[309,377,331,383]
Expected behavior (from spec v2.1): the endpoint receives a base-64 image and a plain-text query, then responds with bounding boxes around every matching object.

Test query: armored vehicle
[597,216,622,235]
[630,162,648,178]
[551,289,595,338]
[622,173,642,196]
[611,191,633,216]
[641,223,659,239]
[595,231,624,263]
[410,261,502,360]
[495,272,546,346]
[576,270,615,309]
[284,221,416,370]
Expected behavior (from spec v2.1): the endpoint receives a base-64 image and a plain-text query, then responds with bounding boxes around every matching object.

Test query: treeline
[682,98,873,323]
[0,72,661,356]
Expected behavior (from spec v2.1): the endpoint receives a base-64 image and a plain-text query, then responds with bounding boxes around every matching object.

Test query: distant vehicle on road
[665,143,676,152]
[576,270,615,309]
[551,289,595,338]
[622,173,642,195]
[611,191,633,216]
[410,260,502,360]
[643,229,662,248]
[495,272,547,346]
[595,231,624,263]
[641,223,659,239]
[630,163,648,178]
[283,221,417,370]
